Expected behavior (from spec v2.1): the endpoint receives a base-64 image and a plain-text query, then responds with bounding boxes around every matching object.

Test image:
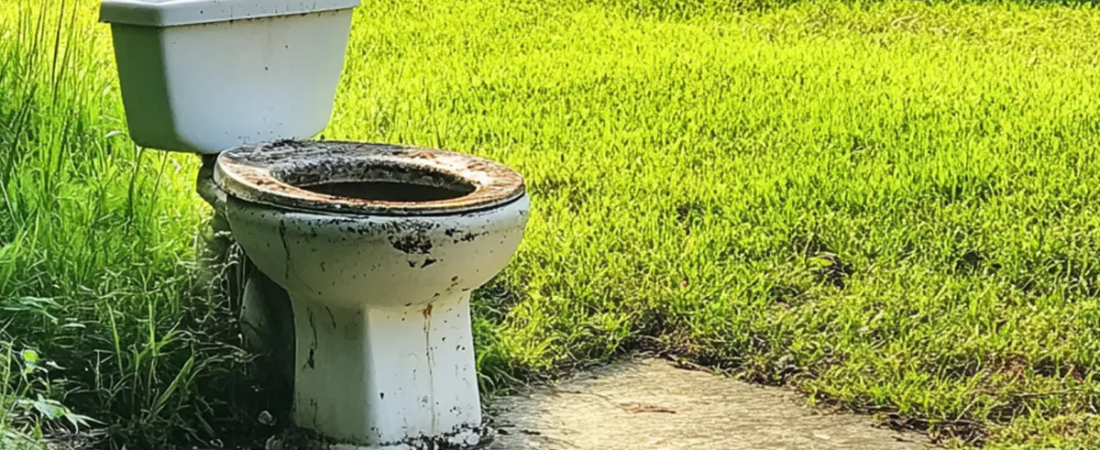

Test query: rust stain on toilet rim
[213,140,527,216]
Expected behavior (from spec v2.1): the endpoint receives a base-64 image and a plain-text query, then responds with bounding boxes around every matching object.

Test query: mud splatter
[279,219,291,280]
[391,234,433,255]
[305,310,318,370]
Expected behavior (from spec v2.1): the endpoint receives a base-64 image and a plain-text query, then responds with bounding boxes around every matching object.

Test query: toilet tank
[99,0,360,154]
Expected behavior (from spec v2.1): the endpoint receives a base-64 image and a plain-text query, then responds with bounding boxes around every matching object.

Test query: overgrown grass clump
[0,1,263,448]
[6,0,1100,448]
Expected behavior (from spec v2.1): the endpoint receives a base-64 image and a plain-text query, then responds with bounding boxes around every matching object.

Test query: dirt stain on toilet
[422,302,437,433]
[278,219,292,281]
[214,141,526,221]
[324,306,337,329]
[391,234,433,255]
[306,310,318,370]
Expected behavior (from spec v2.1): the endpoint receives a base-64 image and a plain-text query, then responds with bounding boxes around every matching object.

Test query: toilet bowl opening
[280,162,477,203]
[302,181,472,202]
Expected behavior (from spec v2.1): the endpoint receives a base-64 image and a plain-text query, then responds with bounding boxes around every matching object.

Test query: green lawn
[5,0,1100,448]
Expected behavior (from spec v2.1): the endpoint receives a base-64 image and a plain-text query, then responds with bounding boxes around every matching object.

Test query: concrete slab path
[482,358,935,450]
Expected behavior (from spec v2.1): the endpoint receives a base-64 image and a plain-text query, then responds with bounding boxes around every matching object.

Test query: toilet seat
[214,141,526,216]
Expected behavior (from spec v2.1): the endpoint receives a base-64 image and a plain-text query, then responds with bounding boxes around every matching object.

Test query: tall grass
[0,1,267,448]
[6,0,1100,449]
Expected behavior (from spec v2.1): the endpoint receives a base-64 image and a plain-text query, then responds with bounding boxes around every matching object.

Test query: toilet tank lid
[100,0,360,27]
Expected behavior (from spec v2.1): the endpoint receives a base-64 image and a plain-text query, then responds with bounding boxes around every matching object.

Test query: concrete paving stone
[482,358,935,450]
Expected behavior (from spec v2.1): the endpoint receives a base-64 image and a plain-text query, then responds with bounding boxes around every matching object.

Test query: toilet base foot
[266,425,489,450]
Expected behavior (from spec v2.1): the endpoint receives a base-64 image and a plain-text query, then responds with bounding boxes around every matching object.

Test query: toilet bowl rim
[213,140,527,217]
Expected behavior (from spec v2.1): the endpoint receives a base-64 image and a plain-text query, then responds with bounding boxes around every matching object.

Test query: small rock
[258,410,275,426]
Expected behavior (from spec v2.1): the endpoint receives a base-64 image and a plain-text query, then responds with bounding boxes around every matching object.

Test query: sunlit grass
[6,0,1100,448]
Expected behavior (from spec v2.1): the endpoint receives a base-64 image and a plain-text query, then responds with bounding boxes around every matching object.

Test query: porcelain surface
[218,142,530,449]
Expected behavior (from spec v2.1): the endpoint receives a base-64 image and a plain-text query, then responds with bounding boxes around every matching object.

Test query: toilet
[98,0,531,448]
[216,140,529,448]
[98,0,361,381]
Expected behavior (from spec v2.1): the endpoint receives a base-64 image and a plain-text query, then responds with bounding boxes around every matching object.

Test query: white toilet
[99,1,531,448]
[217,141,529,448]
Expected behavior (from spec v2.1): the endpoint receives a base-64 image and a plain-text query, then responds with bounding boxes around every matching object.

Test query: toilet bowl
[214,140,529,449]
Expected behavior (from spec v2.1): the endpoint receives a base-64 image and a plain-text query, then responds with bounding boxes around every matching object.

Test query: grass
[6,0,1100,448]
[0,1,261,447]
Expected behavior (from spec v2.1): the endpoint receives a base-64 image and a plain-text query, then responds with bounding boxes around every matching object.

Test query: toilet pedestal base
[266,426,485,450]
[284,293,484,449]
